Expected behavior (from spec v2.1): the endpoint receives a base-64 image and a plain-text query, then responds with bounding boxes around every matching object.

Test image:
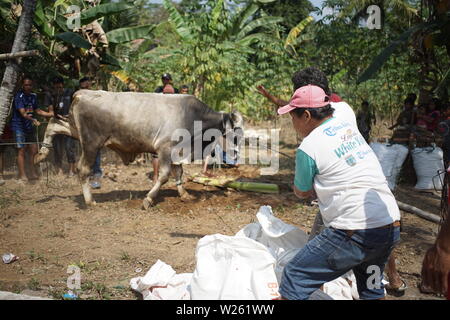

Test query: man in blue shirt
[11,77,53,181]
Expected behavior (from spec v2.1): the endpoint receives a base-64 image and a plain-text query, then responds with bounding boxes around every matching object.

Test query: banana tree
[32,0,155,83]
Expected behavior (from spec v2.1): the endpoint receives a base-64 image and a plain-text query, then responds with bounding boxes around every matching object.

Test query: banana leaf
[80,2,132,26]
[231,3,258,36]
[434,67,450,96]
[106,24,155,44]
[235,16,283,40]
[100,53,122,68]
[55,32,92,49]
[33,1,53,38]
[163,0,194,40]
[284,16,314,51]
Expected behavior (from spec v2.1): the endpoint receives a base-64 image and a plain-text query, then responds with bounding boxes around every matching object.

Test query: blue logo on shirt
[345,155,357,166]
[323,122,351,136]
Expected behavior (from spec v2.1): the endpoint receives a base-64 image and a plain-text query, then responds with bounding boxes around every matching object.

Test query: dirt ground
[0,123,446,300]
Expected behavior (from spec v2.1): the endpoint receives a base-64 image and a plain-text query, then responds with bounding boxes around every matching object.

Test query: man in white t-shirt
[277,85,401,300]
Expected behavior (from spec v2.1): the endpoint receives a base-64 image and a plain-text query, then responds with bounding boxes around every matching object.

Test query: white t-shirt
[331,101,357,127]
[298,117,400,230]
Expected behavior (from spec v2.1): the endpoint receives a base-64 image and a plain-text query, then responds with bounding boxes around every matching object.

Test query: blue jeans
[280,224,400,300]
[13,129,37,149]
[91,151,102,177]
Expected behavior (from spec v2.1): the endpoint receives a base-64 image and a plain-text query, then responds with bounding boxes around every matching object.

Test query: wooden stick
[397,200,441,224]
[0,50,39,60]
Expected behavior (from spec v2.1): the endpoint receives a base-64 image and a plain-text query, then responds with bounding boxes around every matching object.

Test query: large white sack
[412,147,445,190]
[189,234,279,300]
[130,260,192,300]
[370,143,408,190]
[236,206,308,283]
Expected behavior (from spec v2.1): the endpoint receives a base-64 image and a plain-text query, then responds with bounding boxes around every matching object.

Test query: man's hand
[256,85,270,98]
[32,119,40,127]
[420,243,450,296]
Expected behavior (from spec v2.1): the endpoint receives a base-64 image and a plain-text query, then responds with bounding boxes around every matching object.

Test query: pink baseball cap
[277,84,330,115]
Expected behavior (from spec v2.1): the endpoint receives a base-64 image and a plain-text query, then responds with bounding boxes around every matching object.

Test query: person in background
[407,92,417,105]
[78,77,102,189]
[44,76,77,176]
[389,98,416,130]
[356,101,376,142]
[79,77,91,90]
[418,98,441,133]
[11,77,54,181]
[180,85,189,94]
[155,73,179,94]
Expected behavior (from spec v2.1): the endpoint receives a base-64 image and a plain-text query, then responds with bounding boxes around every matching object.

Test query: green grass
[81,281,111,300]
[26,250,47,263]
[27,278,40,291]
[120,251,130,261]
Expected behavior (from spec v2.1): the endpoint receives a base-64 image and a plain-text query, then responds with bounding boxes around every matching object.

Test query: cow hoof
[180,193,195,201]
[142,198,154,210]
[34,153,44,165]
[86,201,97,206]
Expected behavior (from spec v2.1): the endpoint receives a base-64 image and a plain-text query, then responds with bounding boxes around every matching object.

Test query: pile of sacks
[130,206,366,300]
[370,143,445,191]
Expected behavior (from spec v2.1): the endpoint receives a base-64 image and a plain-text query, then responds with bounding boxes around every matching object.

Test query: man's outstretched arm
[256,85,288,107]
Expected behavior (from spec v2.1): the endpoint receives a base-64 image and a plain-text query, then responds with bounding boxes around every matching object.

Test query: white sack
[412,147,445,190]
[130,260,192,300]
[370,143,408,190]
[189,234,279,300]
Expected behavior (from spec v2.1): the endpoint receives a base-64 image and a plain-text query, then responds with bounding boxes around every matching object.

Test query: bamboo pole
[0,50,39,60]
[397,200,441,224]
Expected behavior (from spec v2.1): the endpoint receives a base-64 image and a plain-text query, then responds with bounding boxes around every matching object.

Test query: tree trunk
[0,0,37,135]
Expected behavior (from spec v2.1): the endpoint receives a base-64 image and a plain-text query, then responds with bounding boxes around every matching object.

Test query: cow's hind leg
[77,147,98,206]
[172,164,194,201]
[143,151,171,210]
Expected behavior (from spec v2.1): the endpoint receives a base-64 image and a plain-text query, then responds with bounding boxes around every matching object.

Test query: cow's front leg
[34,132,54,164]
[143,153,171,210]
[172,164,194,201]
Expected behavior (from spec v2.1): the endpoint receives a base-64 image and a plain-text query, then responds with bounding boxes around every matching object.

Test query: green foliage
[80,2,133,25]
[55,31,92,49]
[105,24,155,43]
